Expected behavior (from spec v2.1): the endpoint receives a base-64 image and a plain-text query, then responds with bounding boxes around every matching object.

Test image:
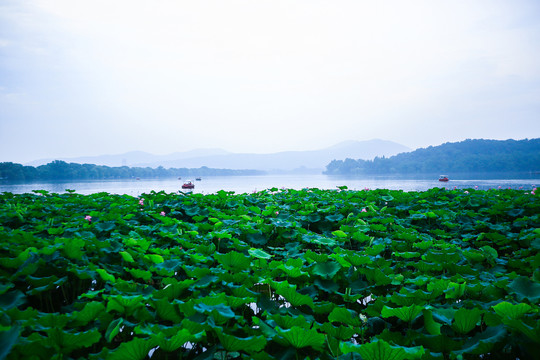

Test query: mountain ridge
[26,139,410,172]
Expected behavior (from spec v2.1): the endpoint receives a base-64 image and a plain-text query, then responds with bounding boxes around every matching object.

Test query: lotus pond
[0,187,539,360]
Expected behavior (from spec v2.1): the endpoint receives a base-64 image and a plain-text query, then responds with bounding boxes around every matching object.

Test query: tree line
[324,138,540,175]
[0,160,264,181]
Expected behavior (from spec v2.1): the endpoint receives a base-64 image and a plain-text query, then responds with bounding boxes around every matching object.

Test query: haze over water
[1,174,537,197]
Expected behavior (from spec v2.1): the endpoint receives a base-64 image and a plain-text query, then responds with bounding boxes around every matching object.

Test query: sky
[1,0,540,164]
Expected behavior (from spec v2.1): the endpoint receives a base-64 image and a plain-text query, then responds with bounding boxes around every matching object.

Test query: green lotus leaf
[307,213,321,223]
[276,264,307,278]
[321,323,356,340]
[218,333,267,352]
[270,314,311,330]
[106,295,145,315]
[452,307,482,334]
[105,318,124,343]
[0,248,35,269]
[74,301,106,325]
[304,250,329,262]
[340,338,424,360]
[126,268,152,281]
[44,328,101,351]
[193,303,236,319]
[216,251,251,271]
[328,307,362,326]
[312,236,337,247]
[312,261,341,279]
[191,275,219,288]
[326,214,344,222]
[158,328,205,352]
[422,309,442,336]
[0,326,20,360]
[247,232,268,246]
[364,268,392,286]
[94,221,116,232]
[444,282,467,299]
[0,290,26,310]
[123,237,151,251]
[365,244,385,256]
[501,318,540,342]
[119,251,135,263]
[454,325,507,355]
[492,301,533,320]
[272,281,314,308]
[314,278,339,293]
[183,265,211,278]
[275,326,325,350]
[248,247,272,259]
[153,297,182,323]
[414,333,464,353]
[508,276,540,301]
[225,295,255,308]
[96,268,116,284]
[0,283,14,295]
[153,259,183,276]
[106,336,157,360]
[179,317,206,334]
[393,251,421,259]
[62,237,85,260]
[156,278,195,300]
[381,305,423,322]
[144,254,164,264]
[332,230,348,238]
[342,254,372,267]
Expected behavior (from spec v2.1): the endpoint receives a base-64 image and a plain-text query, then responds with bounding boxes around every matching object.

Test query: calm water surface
[1,174,538,196]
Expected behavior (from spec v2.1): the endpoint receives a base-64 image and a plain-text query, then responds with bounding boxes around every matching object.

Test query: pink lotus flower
[85,215,92,222]
[160,211,166,216]
[475,186,478,189]
[532,191,536,195]
[361,208,367,212]
[464,191,469,194]
[139,199,144,206]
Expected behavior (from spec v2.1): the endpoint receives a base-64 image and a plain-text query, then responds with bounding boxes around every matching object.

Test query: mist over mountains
[26,139,410,173]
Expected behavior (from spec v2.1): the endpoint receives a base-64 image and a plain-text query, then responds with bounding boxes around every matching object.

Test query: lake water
[1,173,538,196]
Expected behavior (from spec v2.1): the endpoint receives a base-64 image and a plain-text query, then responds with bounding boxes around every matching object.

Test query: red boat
[439,175,449,182]
[182,181,195,189]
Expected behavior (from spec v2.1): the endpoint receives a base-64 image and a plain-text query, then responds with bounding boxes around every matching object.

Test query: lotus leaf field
[0,187,539,360]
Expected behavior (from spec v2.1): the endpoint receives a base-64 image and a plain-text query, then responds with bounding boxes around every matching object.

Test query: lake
[1,173,537,196]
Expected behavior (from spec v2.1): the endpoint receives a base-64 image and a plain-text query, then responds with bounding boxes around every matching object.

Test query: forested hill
[0,161,264,181]
[324,138,540,175]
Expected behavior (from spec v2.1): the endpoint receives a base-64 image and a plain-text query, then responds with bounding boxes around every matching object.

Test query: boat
[182,181,195,189]
[195,177,202,181]
[439,175,449,182]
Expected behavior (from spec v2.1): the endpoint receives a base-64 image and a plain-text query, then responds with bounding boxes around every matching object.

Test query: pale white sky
[1,0,539,163]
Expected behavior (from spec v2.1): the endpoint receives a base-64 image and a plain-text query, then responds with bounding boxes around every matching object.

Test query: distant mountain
[24,139,410,173]
[134,139,410,172]
[25,148,231,167]
[325,138,540,175]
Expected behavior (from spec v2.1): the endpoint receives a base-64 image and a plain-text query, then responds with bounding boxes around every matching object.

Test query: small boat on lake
[182,181,195,189]
[195,177,202,181]
[439,175,449,182]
